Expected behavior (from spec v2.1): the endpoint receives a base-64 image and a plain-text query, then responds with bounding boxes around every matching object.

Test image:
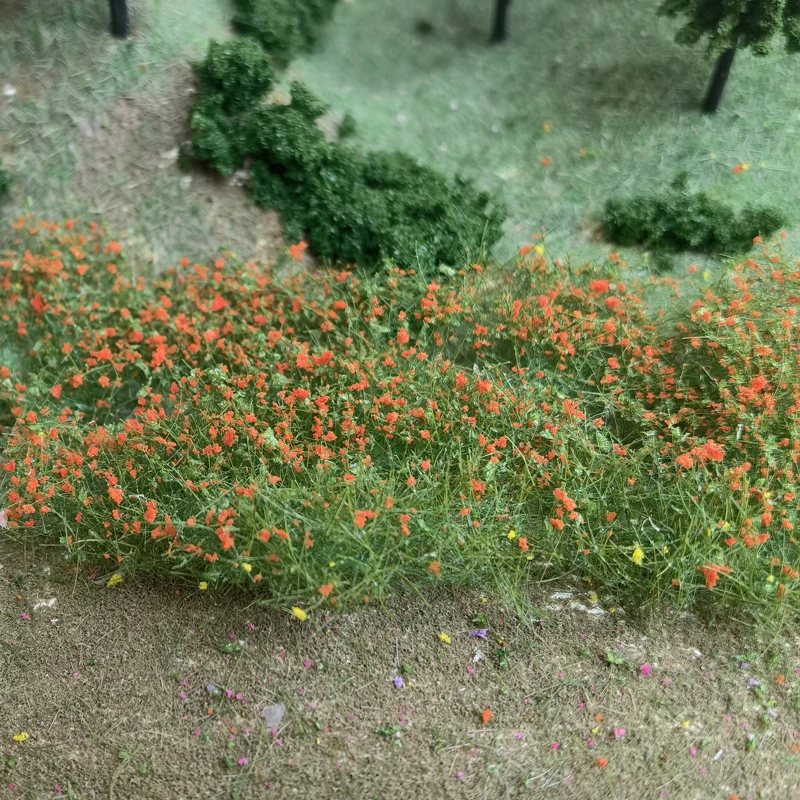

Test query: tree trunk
[109,0,129,38]
[702,42,737,114]
[490,0,512,44]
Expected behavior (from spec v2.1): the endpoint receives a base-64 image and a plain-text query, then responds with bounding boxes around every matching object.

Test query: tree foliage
[231,0,340,64]
[659,0,800,56]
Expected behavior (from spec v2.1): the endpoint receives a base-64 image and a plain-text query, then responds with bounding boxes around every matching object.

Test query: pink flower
[551,741,559,750]
[640,663,651,676]
[237,758,248,766]
[614,728,626,739]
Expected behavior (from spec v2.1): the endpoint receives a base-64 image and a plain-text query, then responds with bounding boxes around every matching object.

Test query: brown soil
[70,64,284,269]
[2,540,800,800]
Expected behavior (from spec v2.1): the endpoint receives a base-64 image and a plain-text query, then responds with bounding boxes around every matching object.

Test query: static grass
[0,0,232,226]
[293,0,800,264]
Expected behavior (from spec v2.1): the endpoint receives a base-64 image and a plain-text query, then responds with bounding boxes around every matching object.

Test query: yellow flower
[631,547,644,566]
[291,606,307,622]
[681,720,690,728]
[663,546,669,555]
[767,575,775,583]
[542,121,553,133]
[438,632,451,645]
[702,270,711,282]
[507,530,516,540]
[242,562,252,573]
[105,573,123,588]
[12,732,29,743]
[198,581,208,591]
[534,244,545,256]
[329,561,336,567]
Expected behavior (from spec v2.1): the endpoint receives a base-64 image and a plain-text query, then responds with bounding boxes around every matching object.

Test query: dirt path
[68,64,284,269]
[2,541,799,800]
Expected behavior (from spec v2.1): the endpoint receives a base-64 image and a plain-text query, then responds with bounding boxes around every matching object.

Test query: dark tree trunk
[490,0,512,44]
[109,0,129,38]
[702,42,737,114]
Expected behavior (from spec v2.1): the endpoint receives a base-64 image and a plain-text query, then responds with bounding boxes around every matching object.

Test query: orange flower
[595,757,608,769]
[50,384,62,400]
[143,501,157,523]
[517,537,529,552]
[698,563,731,589]
[210,293,228,312]
[318,583,334,598]
[481,709,493,725]
[289,242,308,259]
[428,560,440,575]
[540,157,552,167]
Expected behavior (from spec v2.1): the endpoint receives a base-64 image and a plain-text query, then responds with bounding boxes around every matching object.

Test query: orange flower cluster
[1,219,799,612]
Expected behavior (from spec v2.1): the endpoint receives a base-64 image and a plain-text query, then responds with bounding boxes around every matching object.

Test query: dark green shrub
[189,40,505,270]
[0,164,10,205]
[232,0,340,64]
[338,111,357,139]
[602,174,784,255]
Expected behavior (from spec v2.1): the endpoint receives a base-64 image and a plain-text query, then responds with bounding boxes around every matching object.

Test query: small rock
[260,703,286,728]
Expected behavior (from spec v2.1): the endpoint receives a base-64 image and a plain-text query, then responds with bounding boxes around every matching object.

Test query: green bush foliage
[601,175,784,255]
[0,164,10,205]
[232,0,340,64]
[338,111,357,139]
[189,40,505,270]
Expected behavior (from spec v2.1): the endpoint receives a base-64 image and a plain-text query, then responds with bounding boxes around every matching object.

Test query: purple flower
[393,676,405,689]
[748,678,760,688]
[470,629,487,639]
[640,663,651,676]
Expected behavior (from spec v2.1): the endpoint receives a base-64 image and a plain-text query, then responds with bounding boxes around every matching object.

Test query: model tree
[659,0,800,113]
[109,0,129,37]
[490,0,513,43]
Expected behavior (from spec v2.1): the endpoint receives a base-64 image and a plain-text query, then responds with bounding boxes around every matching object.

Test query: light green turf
[0,0,232,231]
[293,0,800,264]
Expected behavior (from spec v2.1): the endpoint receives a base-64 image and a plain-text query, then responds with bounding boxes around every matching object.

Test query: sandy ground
[2,539,800,800]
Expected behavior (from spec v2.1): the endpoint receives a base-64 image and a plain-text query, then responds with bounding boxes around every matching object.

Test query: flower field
[2,218,799,619]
